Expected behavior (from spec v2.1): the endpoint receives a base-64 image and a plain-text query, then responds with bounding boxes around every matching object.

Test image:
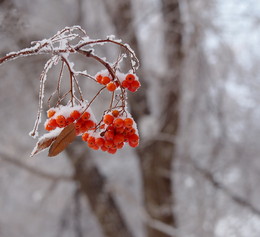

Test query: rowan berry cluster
[3,26,142,156]
[95,72,141,92]
[82,111,139,154]
[45,105,96,135]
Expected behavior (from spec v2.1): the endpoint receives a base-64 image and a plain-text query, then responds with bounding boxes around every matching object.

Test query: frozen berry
[70,110,81,120]
[106,82,117,91]
[101,76,111,85]
[113,118,124,128]
[125,74,135,83]
[103,114,114,125]
[82,111,91,121]
[124,118,133,128]
[56,115,66,127]
[47,110,56,118]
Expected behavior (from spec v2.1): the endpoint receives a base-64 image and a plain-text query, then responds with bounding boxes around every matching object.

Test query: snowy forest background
[1,0,260,237]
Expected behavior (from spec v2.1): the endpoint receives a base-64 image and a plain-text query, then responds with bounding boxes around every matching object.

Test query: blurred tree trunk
[66,143,134,237]
[103,0,184,236]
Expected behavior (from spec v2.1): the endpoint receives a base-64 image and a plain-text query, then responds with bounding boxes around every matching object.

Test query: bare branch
[0,151,73,182]
[189,158,260,217]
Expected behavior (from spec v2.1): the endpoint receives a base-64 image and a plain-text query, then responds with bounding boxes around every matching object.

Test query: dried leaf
[31,136,57,157]
[48,124,76,157]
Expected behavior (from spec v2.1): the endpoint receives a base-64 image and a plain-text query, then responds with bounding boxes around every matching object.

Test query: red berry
[105,131,114,141]
[121,80,130,88]
[56,115,66,127]
[113,118,124,128]
[47,110,56,118]
[125,128,136,136]
[112,110,120,117]
[125,74,135,83]
[113,134,124,145]
[85,120,96,130]
[129,141,139,148]
[130,80,141,91]
[103,114,114,125]
[75,119,83,129]
[82,133,89,141]
[128,134,139,143]
[87,136,96,146]
[115,127,125,134]
[108,148,117,154]
[101,146,108,151]
[104,140,113,148]
[70,110,81,120]
[106,82,117,91]
[117,142,124,149]
[45,124,53,131]
[48,118,58,128]
[101,76,111,85]
[66,117,74,125]
[95,137,105,147]
[82,111,91,121]
[96,74,103,84]
[124,118,133,128]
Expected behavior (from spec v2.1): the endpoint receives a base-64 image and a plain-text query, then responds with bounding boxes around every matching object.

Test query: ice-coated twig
[30,56,58,138]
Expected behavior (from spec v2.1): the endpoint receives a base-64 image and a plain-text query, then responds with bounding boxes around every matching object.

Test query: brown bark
[66,142,134,237]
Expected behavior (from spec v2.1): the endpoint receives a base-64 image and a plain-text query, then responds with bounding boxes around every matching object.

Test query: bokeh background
[1,0,260,237]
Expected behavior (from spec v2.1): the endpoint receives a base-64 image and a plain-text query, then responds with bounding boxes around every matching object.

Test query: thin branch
[0,152,73,182]
[189,158,260,217]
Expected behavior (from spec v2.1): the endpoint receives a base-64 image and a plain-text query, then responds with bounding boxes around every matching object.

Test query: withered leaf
[48,123,76,157]
[31,136,57,157]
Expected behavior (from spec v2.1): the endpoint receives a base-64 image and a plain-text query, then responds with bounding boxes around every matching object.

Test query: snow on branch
[0,26,141,157]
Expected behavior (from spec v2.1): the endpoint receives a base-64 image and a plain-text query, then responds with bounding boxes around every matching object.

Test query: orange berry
[70,110,81,120]
[121,80,130,88]
[104,131,114,141]
[45,124,53,131]
[66,117,74,125]
[113,118,124,128]
[124,118,133,128]
[104,140,114,148]
[112,110,120,117]
[87,136,96,146]
[129,80,141,92]
[96,74,103,84]
[107,125,115,131]
[117,142,124,149]
[48,118,58,128]
[103,114,114,125]
[82,111,91,121]
[47,110,56,118]
[115,127,125,134]
[56,115,66,127]
[125,74,135,83]
[108,148,117,154]
[125,128,136,136]
[101,146,108,151]
[128,85,137,92]
[129,141,139,148]
[91,145,99,150]
[95,137,105,147]
[82,133,89,142]
[113,134,124,145]
[75,119,83,129]
[85,120,96,130]
[106,82,117,91]
[132,80,141,88]
[128,134,139,142]
[101,76,111,85]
